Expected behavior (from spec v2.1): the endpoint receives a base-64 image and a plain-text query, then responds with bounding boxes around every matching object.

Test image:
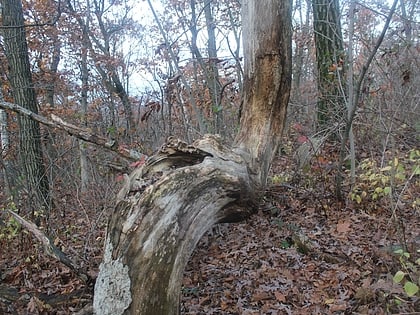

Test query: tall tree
[0,88,11,196]
[1,0,51,214]
[204,0,223,133]
[79,4,91,193]
[66,0,135,136]
[312,0,346,132]
[93,0,292,314]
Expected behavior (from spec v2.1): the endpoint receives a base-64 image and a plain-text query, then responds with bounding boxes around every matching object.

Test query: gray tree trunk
[312,0,346,132]
[80,12,91,193]
[1,0,51,214]
[204,0,223,133]
[93,1,292,314]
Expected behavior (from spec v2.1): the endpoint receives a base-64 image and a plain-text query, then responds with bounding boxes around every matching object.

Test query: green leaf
[383,186,391,195]
[403,281,419,297]
[393,270,405,283]
[409,149,420,161]
[394,249,404,255]
[280,240,291,248]
[374,187,383,194]
[395,172,406,181]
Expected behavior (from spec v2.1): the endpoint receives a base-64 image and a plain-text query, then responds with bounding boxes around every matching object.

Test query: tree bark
[1,0,51,214]
[80,13,91,193]
[93,1,292,314]
[204,0,223,133]
[312,0,346,132]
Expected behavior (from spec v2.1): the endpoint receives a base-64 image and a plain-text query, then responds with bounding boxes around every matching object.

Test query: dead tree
[93,0,292,314]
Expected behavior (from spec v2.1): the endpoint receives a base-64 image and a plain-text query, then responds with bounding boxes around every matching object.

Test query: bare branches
[0,0,62,29]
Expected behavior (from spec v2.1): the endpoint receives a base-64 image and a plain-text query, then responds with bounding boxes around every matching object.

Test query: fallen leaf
[251,291,272,302]
[274,291,286,302]
[324,298,335,305]
[336,220,351,233]
[329,303,348,312]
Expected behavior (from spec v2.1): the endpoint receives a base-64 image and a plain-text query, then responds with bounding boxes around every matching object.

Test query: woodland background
[0,0,419,314]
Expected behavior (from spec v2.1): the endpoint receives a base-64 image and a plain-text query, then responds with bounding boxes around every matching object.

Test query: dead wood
[5,209,93,285]
[0,100,143,161]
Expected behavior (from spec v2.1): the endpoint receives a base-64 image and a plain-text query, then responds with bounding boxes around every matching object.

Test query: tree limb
[5,208,92,285]
[0,100,144,161]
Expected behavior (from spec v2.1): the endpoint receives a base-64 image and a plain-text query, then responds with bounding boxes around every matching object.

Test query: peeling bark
[94,135,256,314]
[94,1,292,314]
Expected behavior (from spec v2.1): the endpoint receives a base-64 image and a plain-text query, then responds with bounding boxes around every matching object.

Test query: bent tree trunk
[93,1,292,314]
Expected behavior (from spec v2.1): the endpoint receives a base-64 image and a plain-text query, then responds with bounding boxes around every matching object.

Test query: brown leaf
[336,220,351,233]
[274,291,286,302]
[329,303,348,312]
[251,291,272,302]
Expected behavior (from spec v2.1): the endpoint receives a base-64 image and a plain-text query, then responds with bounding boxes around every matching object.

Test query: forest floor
[0,147,419,314]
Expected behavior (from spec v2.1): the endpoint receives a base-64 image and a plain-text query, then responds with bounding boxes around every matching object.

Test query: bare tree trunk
[93,1,292,314]
[147,0,207,136]
[66,0,134,135]
[0,109,8,155]
[1,0,51,215]
[44,40,61,107]
[80,13,91,193]
[292,0,311,103]
[400,0,413,44]
[235,0,292,187]
[312,0,346,133]
[336,0,399,199]
[204,0,223,134]
[0,98,11,195]
[346,1,357,184]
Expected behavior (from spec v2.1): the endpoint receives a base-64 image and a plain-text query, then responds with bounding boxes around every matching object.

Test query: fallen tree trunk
[93,1,292,314]
[94,135,256,314]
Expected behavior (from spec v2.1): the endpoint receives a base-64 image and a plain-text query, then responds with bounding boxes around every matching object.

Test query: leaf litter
[0,153,419,314]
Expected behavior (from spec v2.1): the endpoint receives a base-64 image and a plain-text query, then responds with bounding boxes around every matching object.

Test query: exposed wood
[0,100,143,161]
[234,0,292,189]
[94,135,256,315]
[93,1,292,314]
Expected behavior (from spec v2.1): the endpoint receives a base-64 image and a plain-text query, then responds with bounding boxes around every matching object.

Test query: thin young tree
[93,0,292,314]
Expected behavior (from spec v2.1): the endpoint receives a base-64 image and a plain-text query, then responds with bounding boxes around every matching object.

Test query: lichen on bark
[93,241,132,315]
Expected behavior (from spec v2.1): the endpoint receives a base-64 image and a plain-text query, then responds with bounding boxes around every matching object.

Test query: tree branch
[5,208,92,285]
[0,100,143,161]
[0,0,61,29]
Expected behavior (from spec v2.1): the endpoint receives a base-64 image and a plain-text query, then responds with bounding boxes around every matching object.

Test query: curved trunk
[94,136,256,314]
[93,1,292,314]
